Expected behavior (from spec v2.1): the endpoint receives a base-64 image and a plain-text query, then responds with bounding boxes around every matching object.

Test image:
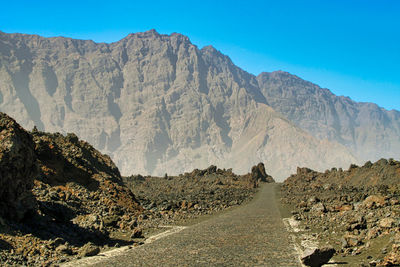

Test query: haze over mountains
[0,29,398,180]
[257,71,400,162]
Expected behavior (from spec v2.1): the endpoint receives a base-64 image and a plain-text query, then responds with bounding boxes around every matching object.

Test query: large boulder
[0,113,37,221]
[301,247,335,267]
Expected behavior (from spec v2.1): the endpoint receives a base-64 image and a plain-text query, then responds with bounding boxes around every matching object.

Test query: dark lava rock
[0,112,143,266]
[0,112,37,221]
[281,159,400,265]
[103,215,120,227]
[32,130,121,186]
[124,164,259,229]
[205,165,217,175]
[130,228,144,239]
[251,163,275,183]
[301,247,336,267]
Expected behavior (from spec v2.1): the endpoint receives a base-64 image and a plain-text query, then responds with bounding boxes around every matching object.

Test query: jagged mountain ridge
[257,71,400,162]
[0,30,359,180]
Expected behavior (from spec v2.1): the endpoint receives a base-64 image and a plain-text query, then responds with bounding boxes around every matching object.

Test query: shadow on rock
[0,239,12,250]
[16,209,130,249]
[33,132,101,191]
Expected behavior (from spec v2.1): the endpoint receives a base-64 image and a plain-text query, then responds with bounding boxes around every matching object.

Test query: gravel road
[74,183,301,266]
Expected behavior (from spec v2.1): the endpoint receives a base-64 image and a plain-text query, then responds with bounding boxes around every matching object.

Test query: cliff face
[257,71,400,162]
[0,30,360,180]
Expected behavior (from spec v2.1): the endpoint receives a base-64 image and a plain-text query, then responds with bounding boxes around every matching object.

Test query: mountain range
[0,29,398,180]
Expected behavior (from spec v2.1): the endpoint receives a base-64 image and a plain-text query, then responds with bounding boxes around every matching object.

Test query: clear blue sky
[1,0,399,110]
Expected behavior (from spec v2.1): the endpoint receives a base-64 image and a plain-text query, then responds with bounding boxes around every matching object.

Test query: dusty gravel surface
[77,183,300,266]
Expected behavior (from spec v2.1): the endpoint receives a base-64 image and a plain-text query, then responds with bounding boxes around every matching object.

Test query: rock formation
[250,162,275,183]
[0,112,36,221]
[0,30,375,180]
[0,112,142,265]
[257,71,400,163]
[31,129,142,232]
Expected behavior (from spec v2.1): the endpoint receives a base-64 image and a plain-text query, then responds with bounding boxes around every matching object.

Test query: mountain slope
[0,30,356,180]
[257,71,400,162]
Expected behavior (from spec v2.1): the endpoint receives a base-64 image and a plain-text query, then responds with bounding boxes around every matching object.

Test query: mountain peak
[200,45,233,64]
[121,29,192,45]
[201,45,220,54]
[271,70,292,76]
[1,30,398,181]
[125,29,160,38]
[259,70,299,80]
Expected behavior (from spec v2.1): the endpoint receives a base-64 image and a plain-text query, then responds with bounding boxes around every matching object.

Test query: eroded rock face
[0,112,37,221]
[257,71,400,163]
[0,30,358,181]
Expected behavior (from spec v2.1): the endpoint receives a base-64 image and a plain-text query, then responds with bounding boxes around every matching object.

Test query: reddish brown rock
[382,244,400,266]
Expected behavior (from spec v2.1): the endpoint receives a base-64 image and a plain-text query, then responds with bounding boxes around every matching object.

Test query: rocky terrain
[0,112,268,266]
[0,112,143,266]
[0,29,361,180]
[123,163,274,227]
[257,71,400,163]
[281,159,400,266]
[0,111,37,222]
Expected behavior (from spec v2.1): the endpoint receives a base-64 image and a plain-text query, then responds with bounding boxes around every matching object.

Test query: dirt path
[69,184,301,266]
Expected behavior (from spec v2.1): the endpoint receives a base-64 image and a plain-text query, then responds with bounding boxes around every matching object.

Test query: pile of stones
[124,163,274,227]
[281,162,400,266]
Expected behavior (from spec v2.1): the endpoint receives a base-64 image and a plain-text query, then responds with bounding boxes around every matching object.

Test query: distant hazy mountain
[0,30,368,180]
[257,71,400,162]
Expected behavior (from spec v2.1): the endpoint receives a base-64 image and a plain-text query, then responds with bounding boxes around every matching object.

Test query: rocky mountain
[0,30,360,180]
[257,71,400,162]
